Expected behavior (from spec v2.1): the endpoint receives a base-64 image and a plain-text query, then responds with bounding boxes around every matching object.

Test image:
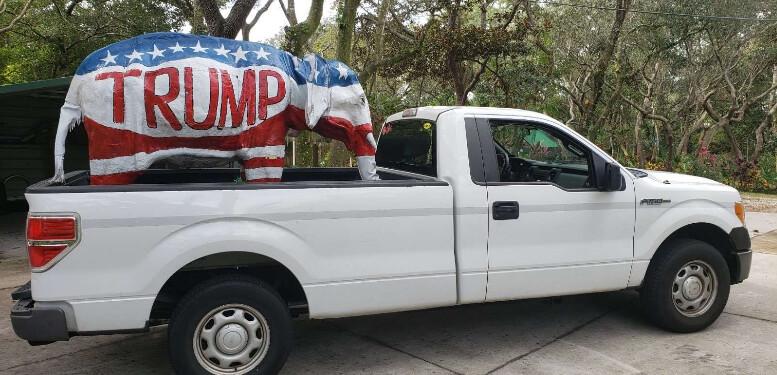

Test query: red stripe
[84,111,291,160]
[90,171,142,185]
[243,157,285,169]
[246,178,282,183]
[313,116,376,157]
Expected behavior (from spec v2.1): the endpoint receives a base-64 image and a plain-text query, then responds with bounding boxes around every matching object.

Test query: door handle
[493,201,519,220]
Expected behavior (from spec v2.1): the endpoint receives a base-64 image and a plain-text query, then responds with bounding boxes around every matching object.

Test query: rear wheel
[640,239,730,332]
[168,275,293,375]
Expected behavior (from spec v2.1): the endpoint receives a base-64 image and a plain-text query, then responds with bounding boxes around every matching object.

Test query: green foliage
[0,0,186,84]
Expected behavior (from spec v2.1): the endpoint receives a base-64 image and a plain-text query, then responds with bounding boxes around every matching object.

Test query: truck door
[475,116,635,301]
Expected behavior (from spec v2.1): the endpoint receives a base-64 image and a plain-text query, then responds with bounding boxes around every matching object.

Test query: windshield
[376,119,436,176]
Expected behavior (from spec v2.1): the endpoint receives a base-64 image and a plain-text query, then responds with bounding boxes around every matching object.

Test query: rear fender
[142,217,312,297]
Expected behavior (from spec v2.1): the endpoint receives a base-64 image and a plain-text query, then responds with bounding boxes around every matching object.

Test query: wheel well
[150,252,308,324]
[656,223,738,281]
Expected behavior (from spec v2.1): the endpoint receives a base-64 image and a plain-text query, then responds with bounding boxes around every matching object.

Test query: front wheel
[168,275,293,375]
[640,239,730,333]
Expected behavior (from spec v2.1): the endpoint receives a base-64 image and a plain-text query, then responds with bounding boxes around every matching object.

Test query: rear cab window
[376,119,436,177]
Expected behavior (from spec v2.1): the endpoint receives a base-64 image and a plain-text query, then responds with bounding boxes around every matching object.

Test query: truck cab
[380,106,749,305]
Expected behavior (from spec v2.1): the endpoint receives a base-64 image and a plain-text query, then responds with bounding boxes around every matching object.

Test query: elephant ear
[303,54,331,129]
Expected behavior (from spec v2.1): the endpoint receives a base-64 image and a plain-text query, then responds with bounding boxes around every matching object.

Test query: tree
[241,0,274,41]
[0,0,186,84]
[700,24,777,171]
[335,0,360,64]
[195,0,258,38]
[0,0,33,35]
[278,0,325,55]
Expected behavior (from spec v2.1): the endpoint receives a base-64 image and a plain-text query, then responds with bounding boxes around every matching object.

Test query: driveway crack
[723,311,777,324]
[485,308,615,374]
[327,322,464,375]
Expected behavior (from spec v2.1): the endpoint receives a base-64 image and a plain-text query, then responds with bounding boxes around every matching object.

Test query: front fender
[634,198,742,261]
[628,198,742,287]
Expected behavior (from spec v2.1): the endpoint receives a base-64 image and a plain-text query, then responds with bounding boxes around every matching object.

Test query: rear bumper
[10,283,154,345]
[11,289,70,344]
[729,227,752,284]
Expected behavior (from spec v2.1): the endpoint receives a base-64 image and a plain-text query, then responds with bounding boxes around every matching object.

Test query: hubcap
[216,323,248,354]
[672,260,717,317]
[193,304,270,375]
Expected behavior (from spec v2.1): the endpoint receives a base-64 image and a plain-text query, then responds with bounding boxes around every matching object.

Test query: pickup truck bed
[23,164,457,335]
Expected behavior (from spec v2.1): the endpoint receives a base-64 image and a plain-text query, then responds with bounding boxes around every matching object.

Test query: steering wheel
[495,148,512,181]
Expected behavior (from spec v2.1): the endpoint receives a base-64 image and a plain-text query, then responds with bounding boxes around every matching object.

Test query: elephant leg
[242,156,284,183]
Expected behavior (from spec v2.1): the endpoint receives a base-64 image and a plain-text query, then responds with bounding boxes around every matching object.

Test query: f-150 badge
[640,198,671,206]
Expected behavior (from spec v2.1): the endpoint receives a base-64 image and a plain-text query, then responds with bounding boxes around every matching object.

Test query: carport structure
[0,77,88,210]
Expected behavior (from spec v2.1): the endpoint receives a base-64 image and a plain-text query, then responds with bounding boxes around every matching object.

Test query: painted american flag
[53,32,378,185]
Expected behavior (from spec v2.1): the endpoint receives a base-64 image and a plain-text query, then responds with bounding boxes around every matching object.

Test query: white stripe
[244,167,283,180]
[89,145,285,175]
[240,145,285,159]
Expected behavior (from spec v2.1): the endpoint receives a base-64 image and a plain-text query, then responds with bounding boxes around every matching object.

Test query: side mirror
[598,162,624,191]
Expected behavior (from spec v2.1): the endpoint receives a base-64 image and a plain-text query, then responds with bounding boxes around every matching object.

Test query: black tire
[640,238,730,333]
[168,274,293,375]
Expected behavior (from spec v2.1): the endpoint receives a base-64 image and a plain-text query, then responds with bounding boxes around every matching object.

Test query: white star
[254,47,270,60]
[190,41,208,53]
[149,44,165,59]
[231,47,248,63]
[125,49,144,63]
[312,68,320,81]
[336,63,349,79]
[100,51,117,65]
[214,44,230,57]
[169,42,184,53]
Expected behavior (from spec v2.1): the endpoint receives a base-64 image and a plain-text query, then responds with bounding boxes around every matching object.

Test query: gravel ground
[742,192,777,213]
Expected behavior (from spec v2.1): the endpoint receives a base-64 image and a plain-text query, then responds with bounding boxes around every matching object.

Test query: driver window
[490,122,593,189]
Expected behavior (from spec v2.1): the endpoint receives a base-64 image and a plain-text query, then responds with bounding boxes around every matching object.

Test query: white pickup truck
[12,106,751,375]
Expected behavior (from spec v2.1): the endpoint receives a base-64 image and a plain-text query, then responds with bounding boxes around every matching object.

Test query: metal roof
[384,106,557,124]
[0,77,71,144]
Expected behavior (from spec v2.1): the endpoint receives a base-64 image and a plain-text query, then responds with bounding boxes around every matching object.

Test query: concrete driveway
[1,213,777,374]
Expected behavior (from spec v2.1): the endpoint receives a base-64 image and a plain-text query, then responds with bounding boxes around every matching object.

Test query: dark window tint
[376,119,436,176]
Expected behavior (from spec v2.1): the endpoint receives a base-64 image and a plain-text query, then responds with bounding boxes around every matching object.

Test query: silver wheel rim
[672,260,717,317]
[194,304,270,374]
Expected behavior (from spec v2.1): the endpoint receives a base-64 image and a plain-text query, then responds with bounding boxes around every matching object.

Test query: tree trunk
[335,0,361,65]
[664,122,674,170]
[677,111,707,155]
[283,0,325,55]
[366,0,393,93]
[196,0,258,38]
[191,1,208,34]
[581,0,631,132]
[751,66,777,163]
[699,124,718,152]
[241,0,274,41]
[634,110,644,167]
[445,0,466,105]
[651,121,660,161]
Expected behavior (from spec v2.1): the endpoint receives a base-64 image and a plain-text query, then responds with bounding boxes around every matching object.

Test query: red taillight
[28,244,68,268]
[27,217,76,242]
[26,215,78,270]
